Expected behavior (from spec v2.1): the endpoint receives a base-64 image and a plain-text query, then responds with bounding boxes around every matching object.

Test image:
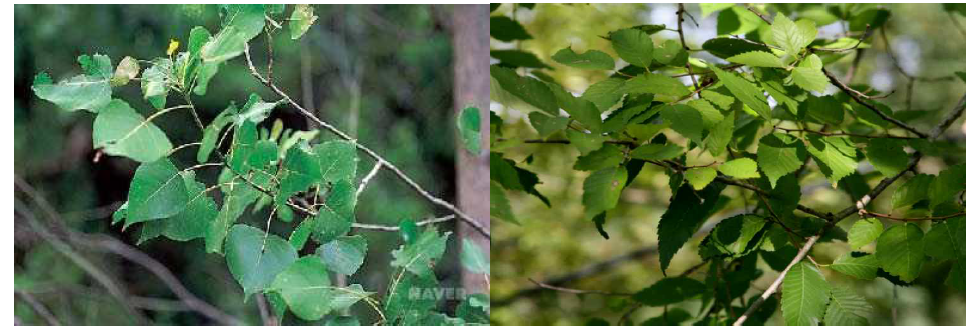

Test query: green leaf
[704,112,735,157]
[574,144,624,171]
[700,3,735,17]
[653,40,688,67]
[385,270,438,325]
[455,294,490,325]
[718,158,760,179]
[141,59,171,109]
[311,180,356,243]
[790,55,829,93]
[610,28,655,68]
[924,216,965,261]
[490,65,559,115]
[757,133,807,189]
[699,214,766,258]
[490,182,519,224]
[581,77,627,112]
[249,140,279,167]
[624,73,689,97]
[848,218,884,250]
[277,145,322,205]
[876,223,925,282]
[631,143,684,162]
[551,47,615,70]
[288,219,313,251]
[289,4,318,40]
[710,65,771,120]
[200,26,248,63]
[528,112,570,138]
[823,287,872,326]
[206,174,265,254]
[701,37,771,59]
[270,256,369,320]
[490,16,532,42]
[32,71,112,113]
[755,68,803,115]
[460,238,489,274]
[686,167,717,191]
[781,261,830,326]
[111,56,140,87]
[830,252,879,280]
[317,235,368,276]
[929,163,966,207]
[727,51,783,68]
[490,153,550,206]
[566,130,607,155]
[222,4,268,40]
[891,174,934,210]
[658,183,725,273]
[582,166,628,221]
[632,277,705,306]
[717,6,764,35]
[770,13,815,58]
[391,227,450,276]
[124,158,188,228]
[802,94,844,125]
[688,99,724,129]
[490,50,552,69]
[550,84,602,131]
[197,103,238,163]
[660,104,704,143]
[228,121,259,173]
[866,138,909,177]
[806,135,858,183]
[236,93,279,125]
[225,224,298,296]
[92,99,174,163]
[78,53,113,79]
[314,140,358,184]
[138,171,217,243]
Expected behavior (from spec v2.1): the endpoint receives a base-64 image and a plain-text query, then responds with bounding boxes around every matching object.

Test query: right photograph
[489,3,965,326]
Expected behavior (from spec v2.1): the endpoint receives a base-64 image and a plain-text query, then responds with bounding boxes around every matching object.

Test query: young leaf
[270,256,369,320]
[658,183,725,273]
[876,222,925,282]
[624,72,689,96]
[582,166,628,221]
[225,224,298,296]
[781,261,830,326]
[124,158,189,228]
[806,135,858,183]
[790,55,829,93]
[92,99,174,163]
[710,65,771,120]
[610,28,655,68]
[391,227,450,276]
[757,133,807,189]
[770,13,815,58]
[727,51,783,68]
[632,277,705,306]
[460,238,489,274]
[830,252,879,280]
[111,56,140,87]
[823,287,872,326]
[316,235,368,276]
[289,4,318,40]
[140,59,171,109]
[891,174,934,209]
[686,167,717,191]
[718,158,761,179]
[32,72,112,113]
[848,218,884,250]
[457,106,481,155]
[551,47,615,70]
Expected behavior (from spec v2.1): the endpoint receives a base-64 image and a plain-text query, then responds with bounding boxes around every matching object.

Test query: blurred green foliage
[15,4,467,325]
[490,3,965,326]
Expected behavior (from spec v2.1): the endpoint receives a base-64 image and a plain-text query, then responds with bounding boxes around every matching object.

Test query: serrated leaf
[624,72,689,96]
[632,277,705,306]
[610,28,655,68]
[660,104,704,143]
[791,66,829,93]
[271,256,369,320]
[710,65,771,120]
[490,65,559,115]
[550,84,602,131]
[566,130,607,155]
[574,144,624,171]
[317,235,368,276]
[527,112,569,138]
[718,158,760,179]
[32,71,111,112]
[701,89,736,110]
[461,239,489,274]
[830,253,879,280]
[631,143,684,161]
[653,40,688,67]
[802,94,844,125]
[92,99,174,163]
[686,167,717,191]
[658,184,725,273]
[490,16,532,42]
[701,37,771,59]
[866,138,909,177]
[551,47,615,70]
[582,166,628,221]
[806,135,858,183]
[289,4,318,39]
[781,261,830,326]
[891,174,934,210]
[311,180,356,243]
[581,77,627,112]
[391,227,450,276]
[823,287,872,326]
[490,153,550,206]
[226,224,298,296]
[924,216,965,261]
[206,173,267,253]
[700,214,766,258]
[929,163,966,207]
[124,158,189,228]
[876,223,925,282]
[848,218,884,250]
[705,112,735,157]
[490,182,519,224]
[491,50,552,69]
[771,13,815,58]
[728,51,784,68]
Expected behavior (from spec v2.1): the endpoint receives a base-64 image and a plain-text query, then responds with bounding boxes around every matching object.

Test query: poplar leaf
[92,99,174,163]
[289,4,318,40]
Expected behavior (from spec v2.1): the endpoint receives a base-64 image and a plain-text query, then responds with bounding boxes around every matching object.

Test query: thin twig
[733,235,819,326]
[774,127,914,140]
[859,210,965,222]
[356,161,384,197]
[822,68,928,138]
[528,278,631,296]
[15,291,61,326]
[676,4,700,97]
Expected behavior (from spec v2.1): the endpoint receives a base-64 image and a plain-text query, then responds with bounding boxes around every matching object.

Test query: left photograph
[14,4,489,326]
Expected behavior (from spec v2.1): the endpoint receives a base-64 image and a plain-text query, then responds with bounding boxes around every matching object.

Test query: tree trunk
[451,4,490,295]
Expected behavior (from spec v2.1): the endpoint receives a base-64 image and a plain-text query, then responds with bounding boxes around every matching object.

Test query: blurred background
[490,3,965,326]
[14,4,484,325]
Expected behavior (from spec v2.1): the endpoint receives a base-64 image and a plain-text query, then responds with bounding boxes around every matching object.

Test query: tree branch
[242,43,488,238]
[823,68,928,138]
[732,234,819,326]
